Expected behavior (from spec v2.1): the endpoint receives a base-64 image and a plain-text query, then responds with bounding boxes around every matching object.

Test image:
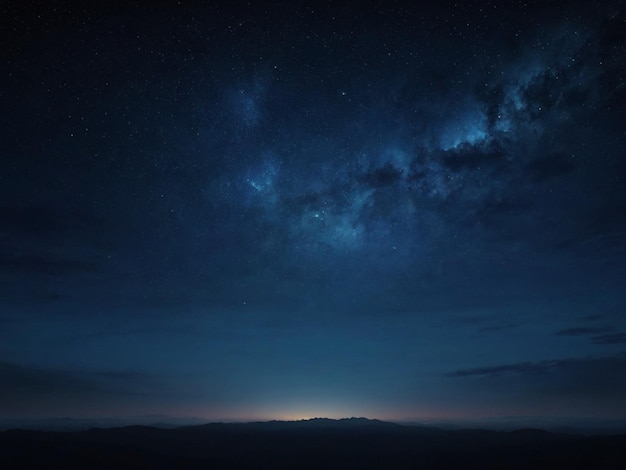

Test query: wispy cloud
[591,333,626,344]
[0,361,166,416]
[445,361,557,378]
[556,327,613,336]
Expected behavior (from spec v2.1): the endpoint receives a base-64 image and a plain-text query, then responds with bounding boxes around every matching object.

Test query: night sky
[2,0,626,427]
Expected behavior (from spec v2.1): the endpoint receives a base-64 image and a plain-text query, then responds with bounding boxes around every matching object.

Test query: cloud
[1,361,153,390]
[525,152,577,182]
[361,162,404,189]
[0,361,103,414]
[0,361,161,415]
[444,353,626,406]
[0,204,106,278]
[0,252,98,276]
[552,327,626,345]
[0,205,100,235]
[556,327,613,336]
[440,143,507,173]
[445,361,554,378]
[446,354,626,378]
[591,333,626,344]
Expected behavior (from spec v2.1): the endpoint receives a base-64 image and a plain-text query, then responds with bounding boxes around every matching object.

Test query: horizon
[2,0,625,429]
[3,414,626,435]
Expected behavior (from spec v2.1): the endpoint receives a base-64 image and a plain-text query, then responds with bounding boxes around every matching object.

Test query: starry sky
[1,0,626,426]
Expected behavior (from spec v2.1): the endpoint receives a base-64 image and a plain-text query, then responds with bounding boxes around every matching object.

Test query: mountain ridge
[2,418,625,469]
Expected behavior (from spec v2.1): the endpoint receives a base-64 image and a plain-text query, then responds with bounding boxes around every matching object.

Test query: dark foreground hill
[1,417,625,469]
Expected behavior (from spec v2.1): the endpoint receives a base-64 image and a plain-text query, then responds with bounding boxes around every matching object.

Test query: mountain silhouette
[1,418,625,469]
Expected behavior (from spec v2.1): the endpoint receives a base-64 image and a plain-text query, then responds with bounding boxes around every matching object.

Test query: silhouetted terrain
[1,418,625,469]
